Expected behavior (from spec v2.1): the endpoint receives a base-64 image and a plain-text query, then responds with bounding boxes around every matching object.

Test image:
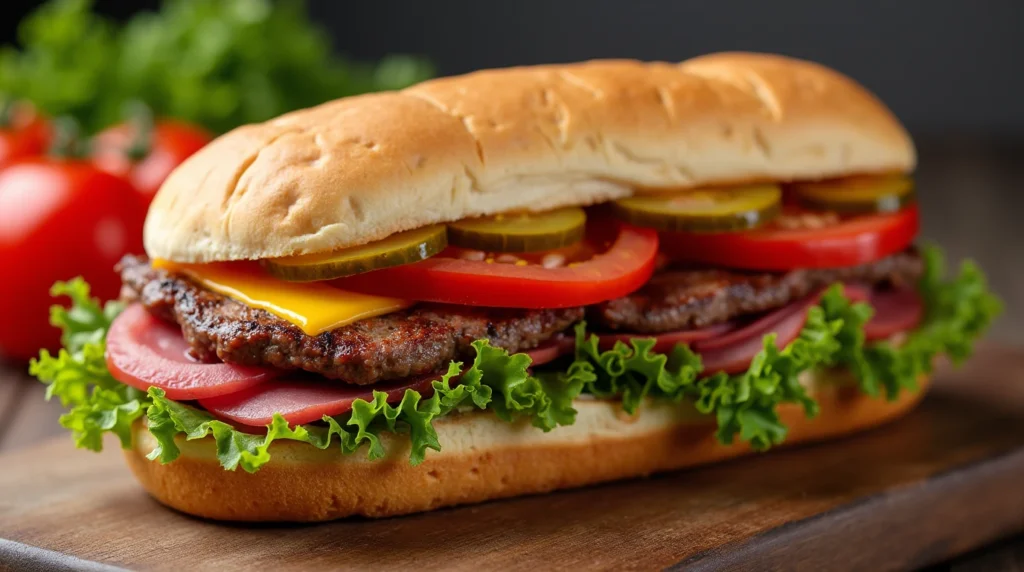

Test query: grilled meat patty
[118,256,583,385]
[588,250,923,333]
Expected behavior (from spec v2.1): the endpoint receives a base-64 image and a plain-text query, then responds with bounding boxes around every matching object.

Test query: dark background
[4,0,1023,136]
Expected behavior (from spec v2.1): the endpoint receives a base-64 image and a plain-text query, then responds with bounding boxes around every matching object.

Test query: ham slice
[597,321,735,353]
[198,373,443,427]
[524,335,579,366]
[864,287,925,341]
[693,296,817,374]
[106,304,280,400]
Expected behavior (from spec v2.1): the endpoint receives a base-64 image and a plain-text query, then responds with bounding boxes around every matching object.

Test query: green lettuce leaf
[835,245,1003,400]
[570,285,859,450]
[29,278,145,450]
[146,339,585,472]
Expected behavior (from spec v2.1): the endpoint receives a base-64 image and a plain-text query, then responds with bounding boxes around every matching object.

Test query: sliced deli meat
[106,304,280,400]
[597,321,735,352]
[864,287,925,341]
[693,295,817,374]
[525,335,576,366]
[198,373,443,426]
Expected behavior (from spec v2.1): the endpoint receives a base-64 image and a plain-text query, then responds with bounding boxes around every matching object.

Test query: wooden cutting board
[2,344,1024,572]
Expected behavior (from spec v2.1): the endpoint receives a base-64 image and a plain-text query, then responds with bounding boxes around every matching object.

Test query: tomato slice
[199,373,441,426]
[660,206,919,270]
[694,296,816,374]
[334,223,658,308]
[107,304,280,400]
[597,321,735,352]
[864,287,925,341]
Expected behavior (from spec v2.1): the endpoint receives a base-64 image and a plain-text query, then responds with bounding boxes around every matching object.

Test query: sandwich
[32,52,1001,522]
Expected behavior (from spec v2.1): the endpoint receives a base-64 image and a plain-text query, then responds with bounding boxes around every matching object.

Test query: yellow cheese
[152,259,411,336]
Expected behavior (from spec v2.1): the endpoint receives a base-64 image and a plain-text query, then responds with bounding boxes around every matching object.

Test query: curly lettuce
[834,246,1002,400]
[146,341,590,472]
[570,285,866,450]
[32,246,999,473]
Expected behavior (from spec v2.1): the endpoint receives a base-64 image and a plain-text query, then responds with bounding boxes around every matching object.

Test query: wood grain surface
[0,345,1022,571]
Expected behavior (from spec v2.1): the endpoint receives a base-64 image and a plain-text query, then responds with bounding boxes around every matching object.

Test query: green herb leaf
[1,0,434,133]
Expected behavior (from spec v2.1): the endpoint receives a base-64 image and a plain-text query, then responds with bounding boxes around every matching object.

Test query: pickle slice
[263,225,447,282]
[612,184,781,232]
[447,207,587,252]
[791,174,915,214]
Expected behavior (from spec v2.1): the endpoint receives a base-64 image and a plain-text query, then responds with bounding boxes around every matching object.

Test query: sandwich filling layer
[33,245,999,473]
[117,253,923,384]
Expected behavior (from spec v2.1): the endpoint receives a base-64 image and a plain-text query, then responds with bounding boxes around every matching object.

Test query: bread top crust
[145,52,915,263]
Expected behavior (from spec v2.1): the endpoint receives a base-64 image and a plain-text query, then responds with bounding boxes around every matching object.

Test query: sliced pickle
[263,225,447,282]
[791,174,915,214]
[447,207,587,252]
[612,184,781,232]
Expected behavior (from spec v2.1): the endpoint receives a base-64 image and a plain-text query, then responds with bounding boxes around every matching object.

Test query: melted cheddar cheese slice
[152,259,411,336]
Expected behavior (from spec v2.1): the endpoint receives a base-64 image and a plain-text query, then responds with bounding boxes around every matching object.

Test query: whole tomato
[0,102,50,169]
[0,158,147,360]
[92,118,211,202]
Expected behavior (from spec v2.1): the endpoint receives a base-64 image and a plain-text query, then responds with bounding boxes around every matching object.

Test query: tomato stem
[48,116,89,159]
[0,96,13,128]
[123,100,154,162]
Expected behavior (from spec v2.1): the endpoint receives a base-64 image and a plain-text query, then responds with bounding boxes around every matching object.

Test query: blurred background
[0,1,1019,436]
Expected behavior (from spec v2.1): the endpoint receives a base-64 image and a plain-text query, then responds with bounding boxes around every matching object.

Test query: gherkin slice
[263,225,447,281]
[612,184,782,232]
[791,174,915,214]
[447,207,586,252]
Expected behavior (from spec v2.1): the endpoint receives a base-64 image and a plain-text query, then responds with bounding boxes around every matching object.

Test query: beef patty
[588,249,923,333]
[118,256,583,385]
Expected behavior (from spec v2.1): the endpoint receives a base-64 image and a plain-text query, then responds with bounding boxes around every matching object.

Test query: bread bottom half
[124,370,929,521]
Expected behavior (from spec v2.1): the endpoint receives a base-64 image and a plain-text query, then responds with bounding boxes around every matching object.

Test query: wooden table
[0,137,1022,570]
[0,365,65,454]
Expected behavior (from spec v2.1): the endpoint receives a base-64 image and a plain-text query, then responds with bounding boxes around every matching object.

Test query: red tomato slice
[198,373,441,426]
[107,304,280,400]
[660,206,919,270]
[864,288,925,341]
[597,321,735,352]
[694,296,816,374]
[334,223,658,308]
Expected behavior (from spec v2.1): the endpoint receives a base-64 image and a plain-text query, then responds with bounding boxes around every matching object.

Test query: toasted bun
[145,52,915,263]
[123,370,928,521]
